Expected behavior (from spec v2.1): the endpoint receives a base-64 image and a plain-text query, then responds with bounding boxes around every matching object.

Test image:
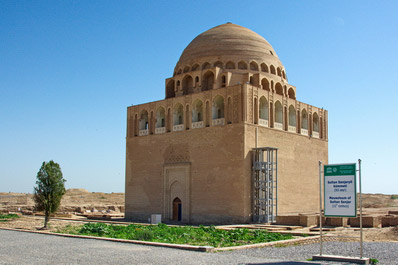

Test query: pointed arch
[226,61,235,69]
[275,101,283,124]
[250,61,259,71]
[270,65,276,75]
[301,109,308,130]
[166,80,175,99]
[202,62,211,70]
[288,88,296,99]
[288,105,296,127]
[261,78,270,91]
[238,61,247,69]
[212,95,224,119]
[155,107,166,128]
[313,112,319,132]
[259,96,269,120]
[192,99,203,122]
[182,75,193,95]
[191,64,199,71]
[213,61,223,68]
[202,71,214,91]
[277,67,282,77]
[183,66,190,73]
[261,63,268,73]
[275,83,283,96]
[173,103,184,125]
[139,110,149,130]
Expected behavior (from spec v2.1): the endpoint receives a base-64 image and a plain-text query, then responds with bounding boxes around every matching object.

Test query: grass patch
[61,223,293,247]
[0,213,20,222]
[391,195,398,200]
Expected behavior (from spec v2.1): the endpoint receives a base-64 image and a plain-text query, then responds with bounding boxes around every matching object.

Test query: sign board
[324,164,356,217]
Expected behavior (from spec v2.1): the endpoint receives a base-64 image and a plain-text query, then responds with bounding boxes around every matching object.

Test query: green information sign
[324,163,357,217]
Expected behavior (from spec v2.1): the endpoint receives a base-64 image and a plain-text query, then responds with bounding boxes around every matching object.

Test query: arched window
[250,61,259,71]
[226,61,235,69]
[202,71,214,91]
[177,69,182,75]
[277,67,282,77]
[192,100,203,122]
[261,63,268,73]
[288,105,296,127]
[173,104,184,125]
[214,61,223,68]
[195,76,199,83]
[259,97,269,120]
[238,61,247,69]
[182,75,193,95]
[261,78,270,91]
[301,109,308,130]
[288,88,295,99]
[183,66,190,73]
[202,62,211,70]
[282,70,286,79]
[212,95,224,119]
[275,101,283,124]
[313,113,319,132]
[275,83,283,95]
[156,107,166,128]
[270,65,276,74]
[166,80,175,99]
[139,110,149,130]
[191,64,199,71]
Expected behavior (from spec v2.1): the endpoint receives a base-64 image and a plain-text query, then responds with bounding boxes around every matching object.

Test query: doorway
[172,197,182,221]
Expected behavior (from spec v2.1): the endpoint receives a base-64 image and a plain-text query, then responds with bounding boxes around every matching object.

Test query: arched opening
[288,88,296,99]
[202,62,211,70]
[192,100,203,122]
[212,95,224,119]
[259,97,269,121]
[249,76,253,84]
[195,76,199,84]
[226,61,235,69]
[250,61,259,71]
[177,69,182,75]
[261,63,268,73]
[313,113,319,132]
[166,80,175,99]
[275,101,283,124]
[270,65,276,75]
[202,71,214,91]
[214,61,223,68]
[288,105,296,127]
[156,107,166,128]
[275,83,283,95]
[182,75,193,95]
[221,75,226,87]
[238,61,248,69]
[172,197,182,221]
[183,66,190,73]
[139,110,149,130]
[301,109,308,130]
[261,78,270,91]
[277,67,282,77]
[173,104,184,125]
[282,70,286,79]
[191,64,199,71]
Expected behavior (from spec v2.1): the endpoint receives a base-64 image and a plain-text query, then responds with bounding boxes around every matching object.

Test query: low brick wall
[349,216,381,228]
[276,215,300,226]
[381,216,398,227]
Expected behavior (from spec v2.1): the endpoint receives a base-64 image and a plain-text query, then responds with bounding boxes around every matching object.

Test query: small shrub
[134,229,154,241]
[370,258,379,264]
[391,195,398,200]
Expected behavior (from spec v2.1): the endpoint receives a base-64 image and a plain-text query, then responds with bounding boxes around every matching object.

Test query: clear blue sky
[1,1,397,194]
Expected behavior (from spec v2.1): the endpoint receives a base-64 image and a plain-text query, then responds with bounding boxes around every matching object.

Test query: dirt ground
[1,190,398,242]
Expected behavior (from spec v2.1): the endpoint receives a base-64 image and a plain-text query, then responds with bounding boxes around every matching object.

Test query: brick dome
[175,23,284,73]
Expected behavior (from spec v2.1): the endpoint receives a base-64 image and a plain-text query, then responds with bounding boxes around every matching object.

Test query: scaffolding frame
[252,147,278,223]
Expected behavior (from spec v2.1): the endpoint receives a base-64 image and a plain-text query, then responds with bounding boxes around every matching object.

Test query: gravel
[0,229,397,265]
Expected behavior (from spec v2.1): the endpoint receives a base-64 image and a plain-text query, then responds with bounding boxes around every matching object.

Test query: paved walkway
[0,230,397,264]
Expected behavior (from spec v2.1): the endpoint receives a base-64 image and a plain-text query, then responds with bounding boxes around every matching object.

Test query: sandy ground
[1,189,398,242]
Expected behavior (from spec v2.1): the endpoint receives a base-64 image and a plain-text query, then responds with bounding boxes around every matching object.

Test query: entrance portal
[172,197,182,221]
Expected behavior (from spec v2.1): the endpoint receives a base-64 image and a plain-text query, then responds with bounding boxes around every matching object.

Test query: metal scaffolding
[252,147,278,223]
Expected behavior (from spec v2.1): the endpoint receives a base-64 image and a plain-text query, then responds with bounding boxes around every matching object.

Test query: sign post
[314,161,368,263]
[324,163,356,217]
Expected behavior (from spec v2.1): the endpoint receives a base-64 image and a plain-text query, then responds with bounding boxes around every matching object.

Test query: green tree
[33,160,66,229]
